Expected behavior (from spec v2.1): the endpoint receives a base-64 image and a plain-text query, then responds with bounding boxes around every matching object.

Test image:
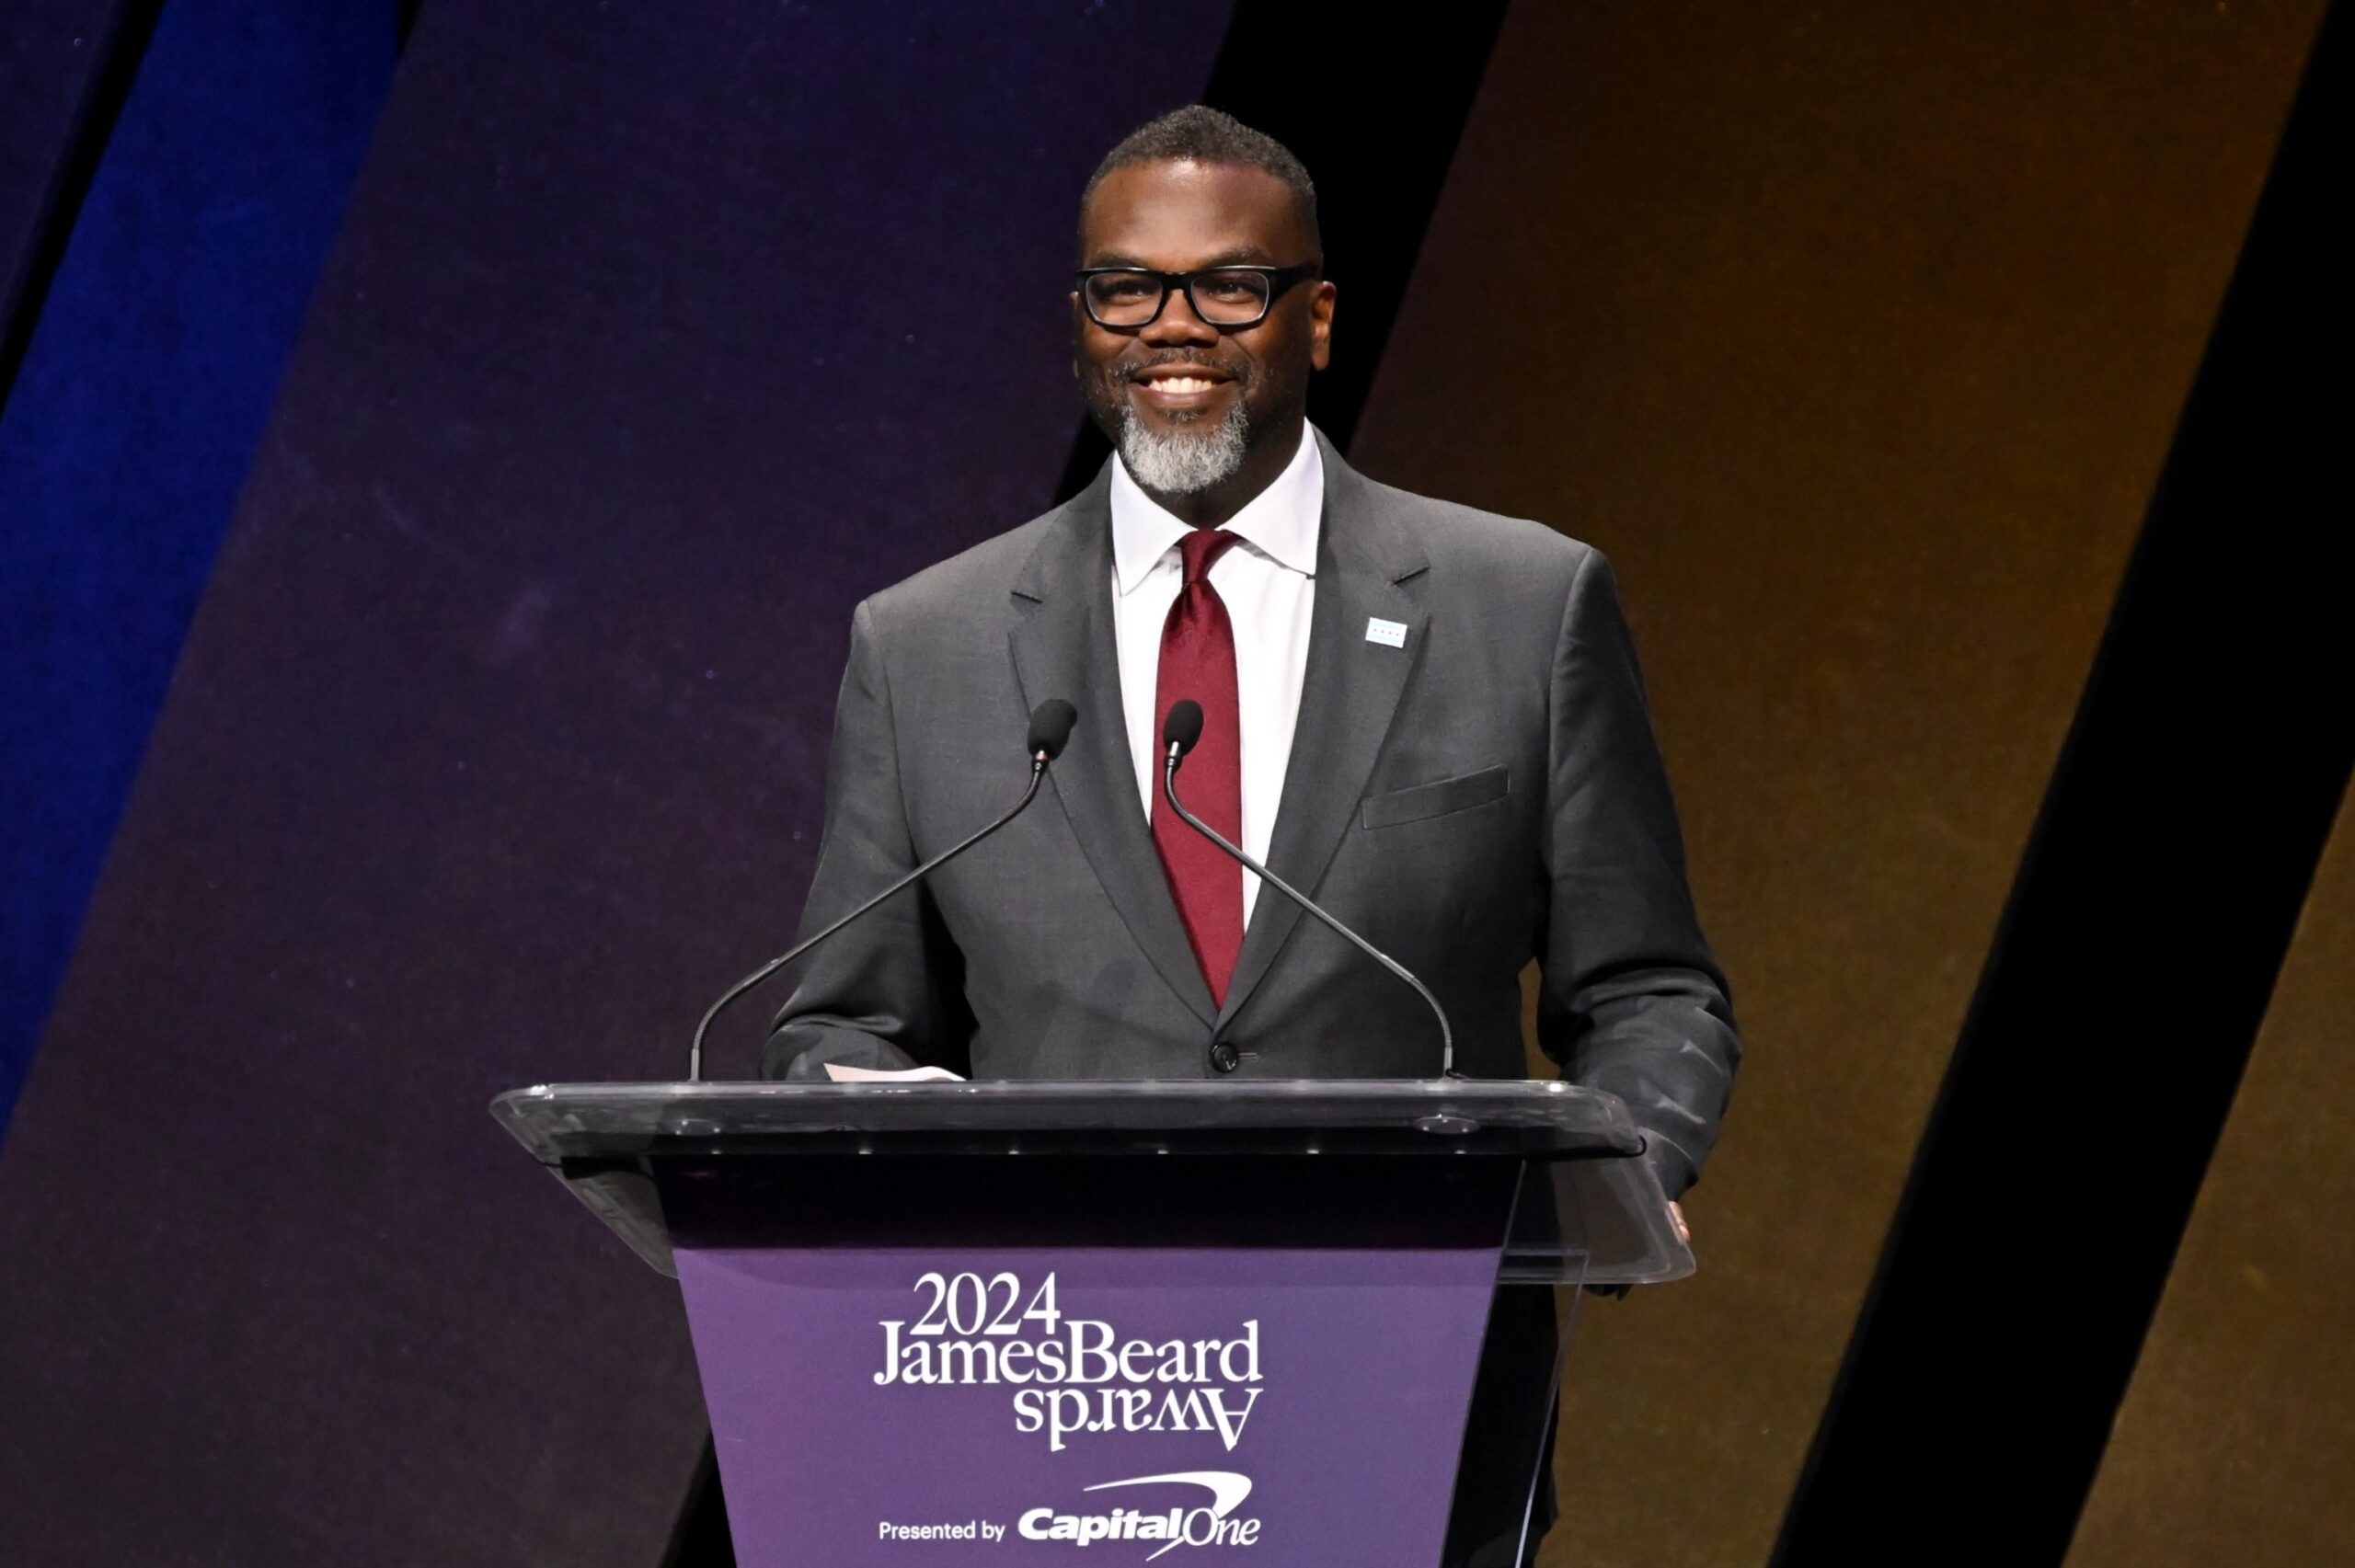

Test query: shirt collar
[1109,422,1325,595]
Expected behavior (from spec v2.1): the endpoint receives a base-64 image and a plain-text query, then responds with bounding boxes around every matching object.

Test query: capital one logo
[1018,1471,1262,1559]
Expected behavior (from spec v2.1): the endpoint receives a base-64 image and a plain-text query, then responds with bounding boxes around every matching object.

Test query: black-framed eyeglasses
[1074,262,1321,329]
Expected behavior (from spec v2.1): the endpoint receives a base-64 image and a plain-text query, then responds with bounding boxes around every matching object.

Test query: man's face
[1073,159,1333,491]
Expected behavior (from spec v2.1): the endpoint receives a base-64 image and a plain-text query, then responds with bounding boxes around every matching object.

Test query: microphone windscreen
[1163,699,1205,757]
[1027,699,1079,761]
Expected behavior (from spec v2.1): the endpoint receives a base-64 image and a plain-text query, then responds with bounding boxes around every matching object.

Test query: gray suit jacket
[763,431,1739,1198]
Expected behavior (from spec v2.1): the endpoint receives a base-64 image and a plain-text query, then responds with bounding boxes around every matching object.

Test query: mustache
[1121,351,1249,383]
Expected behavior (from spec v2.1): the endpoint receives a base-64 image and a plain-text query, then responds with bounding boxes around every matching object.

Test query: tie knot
[1178,528,1241,586]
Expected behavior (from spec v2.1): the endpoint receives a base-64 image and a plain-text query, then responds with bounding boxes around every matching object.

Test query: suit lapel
[1217,434,1430,1029]
[1008,465,1219,1027]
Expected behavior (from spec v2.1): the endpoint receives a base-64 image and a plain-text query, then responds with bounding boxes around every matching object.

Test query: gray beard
[1116,396,1249,496]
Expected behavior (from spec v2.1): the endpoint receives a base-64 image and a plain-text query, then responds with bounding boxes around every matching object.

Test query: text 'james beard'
[874,1271,1264,1452]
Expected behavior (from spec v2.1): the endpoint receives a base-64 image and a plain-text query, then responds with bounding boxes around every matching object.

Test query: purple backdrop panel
[677,1246,1501,1565]
[0,2,1233,1562]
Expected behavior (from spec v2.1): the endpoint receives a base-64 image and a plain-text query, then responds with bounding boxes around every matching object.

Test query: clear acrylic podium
[492,1079,1693,1566]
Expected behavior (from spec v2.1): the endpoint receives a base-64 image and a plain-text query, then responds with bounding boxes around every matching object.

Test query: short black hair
[1081,105,1321,256]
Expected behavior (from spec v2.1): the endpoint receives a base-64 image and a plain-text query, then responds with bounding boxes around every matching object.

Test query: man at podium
[763,103,1737,1201]
[761,105,1740,1563]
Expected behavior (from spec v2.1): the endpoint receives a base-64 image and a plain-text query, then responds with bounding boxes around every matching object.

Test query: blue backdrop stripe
[0,0,397,1132]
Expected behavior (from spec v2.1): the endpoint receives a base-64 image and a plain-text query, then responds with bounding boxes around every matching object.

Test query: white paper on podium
[821,1063,966,1083]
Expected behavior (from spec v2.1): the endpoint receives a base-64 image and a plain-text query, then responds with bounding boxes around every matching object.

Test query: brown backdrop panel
[1349,2,2321,1562]
[2063,801,2355,1568]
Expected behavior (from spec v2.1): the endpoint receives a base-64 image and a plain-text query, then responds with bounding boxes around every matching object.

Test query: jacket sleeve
[1535,546,1741,1199]
[759,598,970,1081]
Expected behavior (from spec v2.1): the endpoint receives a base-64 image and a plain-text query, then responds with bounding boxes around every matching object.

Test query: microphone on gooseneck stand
[1160,699,1459,1078]
[685,698,1080,1080]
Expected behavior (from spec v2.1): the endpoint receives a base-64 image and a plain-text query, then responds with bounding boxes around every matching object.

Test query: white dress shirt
[1110,424,1323,926]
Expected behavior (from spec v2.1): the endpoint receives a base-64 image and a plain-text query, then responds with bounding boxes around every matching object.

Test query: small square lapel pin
[1364,617,1408,648]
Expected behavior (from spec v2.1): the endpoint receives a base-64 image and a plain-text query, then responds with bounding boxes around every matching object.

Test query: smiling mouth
[1129,368,1235,409]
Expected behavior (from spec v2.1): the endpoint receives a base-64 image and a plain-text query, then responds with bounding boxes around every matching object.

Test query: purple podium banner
[675,1244,1503,1565]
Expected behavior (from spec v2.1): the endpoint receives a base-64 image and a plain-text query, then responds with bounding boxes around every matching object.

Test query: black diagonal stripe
[1773,6,2352,1564]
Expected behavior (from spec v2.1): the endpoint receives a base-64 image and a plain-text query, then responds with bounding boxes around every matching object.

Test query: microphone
[1160,699,1459,1077]
[686,698,1079,1080]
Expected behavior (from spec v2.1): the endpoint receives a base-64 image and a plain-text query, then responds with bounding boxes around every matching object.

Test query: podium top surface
[489,1079,1691,1284]
[490,1077,1646,1165]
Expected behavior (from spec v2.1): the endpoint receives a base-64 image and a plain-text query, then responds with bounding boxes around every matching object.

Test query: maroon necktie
[1153,528,1246,1004]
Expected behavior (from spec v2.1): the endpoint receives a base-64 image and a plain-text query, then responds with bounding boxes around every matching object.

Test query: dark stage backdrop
[0,3,1232,1562]
[3,3,2347,1566]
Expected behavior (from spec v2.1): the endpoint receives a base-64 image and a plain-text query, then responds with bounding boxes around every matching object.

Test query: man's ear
[1309,281,1337,372]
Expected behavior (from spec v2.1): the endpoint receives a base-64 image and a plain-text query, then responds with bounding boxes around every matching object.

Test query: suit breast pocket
[1359,763,1511,830]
